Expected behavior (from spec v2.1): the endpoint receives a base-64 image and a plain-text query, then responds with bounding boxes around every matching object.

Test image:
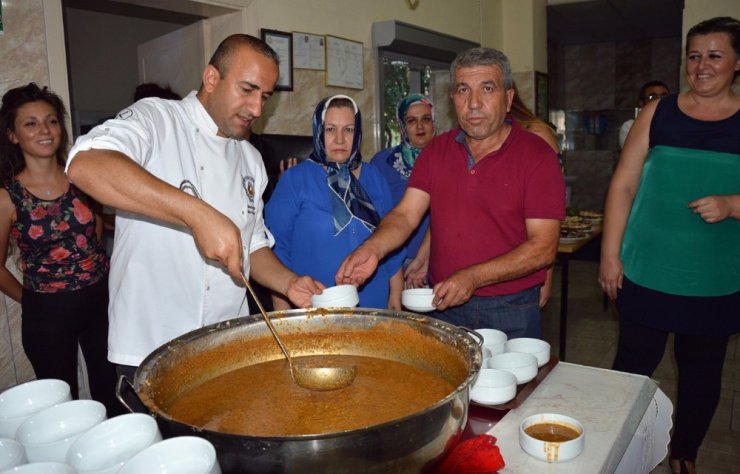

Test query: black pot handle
[460,326,484,346]
[116,374,149,414]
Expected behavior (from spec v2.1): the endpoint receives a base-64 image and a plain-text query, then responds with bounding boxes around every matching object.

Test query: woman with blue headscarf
[371,94,434,285]
[266,95,404,310]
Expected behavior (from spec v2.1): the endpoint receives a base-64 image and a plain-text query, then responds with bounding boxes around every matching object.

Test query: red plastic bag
[435,434,506,474]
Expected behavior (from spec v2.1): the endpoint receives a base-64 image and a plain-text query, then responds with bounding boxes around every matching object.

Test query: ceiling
[547,0,685,45]
[63,0,235,23]
[64,0,685,46]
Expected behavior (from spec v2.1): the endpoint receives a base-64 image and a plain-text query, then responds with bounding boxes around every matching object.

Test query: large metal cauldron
[120,308,482,474]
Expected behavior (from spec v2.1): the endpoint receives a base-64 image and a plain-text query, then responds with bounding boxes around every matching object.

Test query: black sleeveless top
[649,94,740,154]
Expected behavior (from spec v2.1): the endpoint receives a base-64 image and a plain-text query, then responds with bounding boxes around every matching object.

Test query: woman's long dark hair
[0,83,69,182]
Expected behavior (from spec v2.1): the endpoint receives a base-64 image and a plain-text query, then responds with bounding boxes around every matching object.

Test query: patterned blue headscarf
[309,95,380,235]
[395,94,435,175]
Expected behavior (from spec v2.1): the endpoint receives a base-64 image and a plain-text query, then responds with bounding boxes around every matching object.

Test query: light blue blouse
[370,145,430,261]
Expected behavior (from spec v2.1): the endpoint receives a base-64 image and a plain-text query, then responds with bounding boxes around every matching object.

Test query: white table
[488,362,673,473]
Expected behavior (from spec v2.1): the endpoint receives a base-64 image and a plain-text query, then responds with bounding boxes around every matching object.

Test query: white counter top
[489,362,671,473]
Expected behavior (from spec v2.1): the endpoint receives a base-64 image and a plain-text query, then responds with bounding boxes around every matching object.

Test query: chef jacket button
[196,128,200,133]
[206,286,210,291]
[200,166,204,170]
[471,170,476,175]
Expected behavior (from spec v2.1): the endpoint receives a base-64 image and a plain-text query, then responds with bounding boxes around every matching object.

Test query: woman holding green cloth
[599,16,740,474]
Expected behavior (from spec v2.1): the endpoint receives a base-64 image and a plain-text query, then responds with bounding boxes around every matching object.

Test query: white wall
[247,0,483,46]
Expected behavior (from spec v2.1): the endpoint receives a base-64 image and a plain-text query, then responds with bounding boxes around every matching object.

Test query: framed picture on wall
[261,29,293,91]
[535,71,548,122]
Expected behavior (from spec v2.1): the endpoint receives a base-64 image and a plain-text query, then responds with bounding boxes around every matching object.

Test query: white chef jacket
[67,91,274,366]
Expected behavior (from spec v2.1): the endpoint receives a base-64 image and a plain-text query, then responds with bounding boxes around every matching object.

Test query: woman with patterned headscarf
[266,95,405,310]
[371,94,434,285]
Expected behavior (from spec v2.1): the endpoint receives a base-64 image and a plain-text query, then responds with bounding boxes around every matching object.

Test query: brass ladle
[239,273,356,391]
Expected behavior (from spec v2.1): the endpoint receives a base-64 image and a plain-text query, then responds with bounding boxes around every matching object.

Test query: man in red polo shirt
[337,47,565,338]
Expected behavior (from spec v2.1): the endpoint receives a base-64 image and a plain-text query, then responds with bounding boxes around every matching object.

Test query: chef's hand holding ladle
[239,273,356,392]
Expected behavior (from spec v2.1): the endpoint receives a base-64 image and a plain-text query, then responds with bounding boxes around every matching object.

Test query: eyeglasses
[644,92,668,102]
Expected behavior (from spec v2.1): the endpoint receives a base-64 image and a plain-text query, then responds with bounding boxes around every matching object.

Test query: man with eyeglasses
[619,80,670,148]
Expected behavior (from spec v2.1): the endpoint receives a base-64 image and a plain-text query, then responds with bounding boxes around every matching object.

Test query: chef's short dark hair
[208,34,279,78]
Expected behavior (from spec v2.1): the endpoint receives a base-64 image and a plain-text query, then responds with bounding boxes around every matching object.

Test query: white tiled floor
[542,258,739,473]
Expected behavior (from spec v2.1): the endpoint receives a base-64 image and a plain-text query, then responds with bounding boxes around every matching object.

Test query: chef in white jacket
[66,34,323,378]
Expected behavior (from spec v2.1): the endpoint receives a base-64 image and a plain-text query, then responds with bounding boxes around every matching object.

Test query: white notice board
[325,35,363,89]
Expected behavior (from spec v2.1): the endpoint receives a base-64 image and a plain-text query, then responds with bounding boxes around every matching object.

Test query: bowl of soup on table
[519,413,584,463]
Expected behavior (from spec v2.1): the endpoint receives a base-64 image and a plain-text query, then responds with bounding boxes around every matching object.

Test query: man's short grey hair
[449,47,513,91]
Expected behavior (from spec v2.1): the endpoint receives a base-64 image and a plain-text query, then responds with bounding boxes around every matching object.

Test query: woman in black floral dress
[0,83,121,415]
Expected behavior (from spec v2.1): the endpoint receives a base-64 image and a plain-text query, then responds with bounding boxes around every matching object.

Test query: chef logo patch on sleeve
[243,175,256,215]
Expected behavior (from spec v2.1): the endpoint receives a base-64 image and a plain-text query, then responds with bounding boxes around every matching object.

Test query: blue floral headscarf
[396,94,435,174]
[309,95,380,235]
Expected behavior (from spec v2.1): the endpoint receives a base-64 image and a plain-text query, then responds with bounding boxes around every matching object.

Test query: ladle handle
[239,273,293,364]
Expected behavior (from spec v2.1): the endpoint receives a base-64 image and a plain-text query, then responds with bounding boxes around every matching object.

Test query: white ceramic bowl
[519,413,585,463]
[0,380,71,438]
[475,329,508,357]
[0,461,76,474]
[0,437,27,471]
[504,338,551,367]
[401,288,435,312]
[310,285,359,308]
[487,352,538,384]
[16,400,107,463]
[65,413,162,474]
[470,369,518,405]
[118,436,221,474]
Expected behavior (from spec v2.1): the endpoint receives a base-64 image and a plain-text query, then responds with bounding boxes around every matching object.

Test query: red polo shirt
[408,118,565,296]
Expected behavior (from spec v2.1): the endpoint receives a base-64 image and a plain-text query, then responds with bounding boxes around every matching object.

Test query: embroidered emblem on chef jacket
[243,176,256,215]
[117,109,133,120]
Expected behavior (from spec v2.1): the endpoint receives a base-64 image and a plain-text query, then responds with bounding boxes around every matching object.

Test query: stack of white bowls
[15,399,107,463]
[471,330,552,405]
[476,329,507,359]
[0,437,27,471]
[504,337,551,368]
[0,379,71,439]
[0,379,221,474]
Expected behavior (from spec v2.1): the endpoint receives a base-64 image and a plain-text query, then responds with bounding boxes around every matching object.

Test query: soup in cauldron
[164,354,455,436]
